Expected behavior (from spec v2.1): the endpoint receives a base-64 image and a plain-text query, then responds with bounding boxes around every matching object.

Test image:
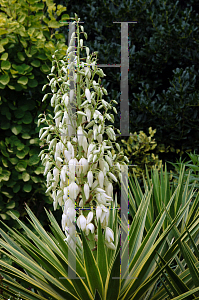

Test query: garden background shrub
[0,0,69,230]
[58,0,199,169]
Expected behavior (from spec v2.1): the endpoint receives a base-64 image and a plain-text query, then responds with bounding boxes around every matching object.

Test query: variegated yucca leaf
[0,163,198,299]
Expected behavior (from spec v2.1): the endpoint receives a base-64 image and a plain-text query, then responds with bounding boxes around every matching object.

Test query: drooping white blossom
[85,88,91,103]
[84,183,89,200]
[77,215,87,231]
[87,171,93,187]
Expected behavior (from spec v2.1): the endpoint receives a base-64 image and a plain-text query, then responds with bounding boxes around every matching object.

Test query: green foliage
[0,0,68,227]
[61,0,199,166]
[167,151,199,201]
[0,164,199,299]
[120,127,162,179]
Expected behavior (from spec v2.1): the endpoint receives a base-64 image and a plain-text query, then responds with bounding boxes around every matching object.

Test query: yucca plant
[0,13,199,300]
[167,151,199,196]
[0,163,199,299]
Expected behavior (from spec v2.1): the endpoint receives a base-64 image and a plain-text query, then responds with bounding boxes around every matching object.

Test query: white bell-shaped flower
[55,115,62,127]
[96,206,102,222]
[77,215,87,231]
[44,161,51,176]
[85,108,91,122]
[82,136,88,152]
[105,241,116,250]
[87,170,93,187]
[88,153,93,163]
[63,93,69,106]
[105,155,113,167]
[97,134,102,143]
[57,190,63,206]
[47,171,52,186]
[60,165,67,183]
[84,183,90,200]
[101,210,109,228]
[69,182,79,200]
[108,172,117,182]
[66,207,76,223]
[87,143,95,158]
[105,182,113,197]
[96,193,106,205]
[53,167,59,180]
[86,211,93,224]
[64,150,71,162]
[85,88,91,103]
[67,141,74,158]
[79,157,89,174]
[93,124,98,140]
[105,227,114,243]
[62,213,67,231]
[98,171,104,188]
[85,223,95,235]
[104,161,109,173]
[99,159,105,172]
[64,198,75,214]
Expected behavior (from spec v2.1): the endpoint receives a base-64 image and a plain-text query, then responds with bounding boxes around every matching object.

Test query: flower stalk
[38,14,127,254]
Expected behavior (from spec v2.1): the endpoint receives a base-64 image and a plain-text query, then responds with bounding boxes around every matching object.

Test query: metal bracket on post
[97,21,137,137]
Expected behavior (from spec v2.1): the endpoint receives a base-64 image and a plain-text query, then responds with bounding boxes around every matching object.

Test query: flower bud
[87,170,93,187]
[85,223,95,235]
[62,213,67,231]
[63,94,69,107]
[97,134,102,143]
[85,108,91,122]
[105,182,113,197]
[85,88,91,103]
[108,172,117,182]
[105,155,113,167]
[82,136,88,152]
[98,171,104,188]
[84,183,90,200]
[96,206,102,222]
[79,157,89,174]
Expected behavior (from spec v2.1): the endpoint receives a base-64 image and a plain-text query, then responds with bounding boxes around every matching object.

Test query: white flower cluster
[38,17,128,251]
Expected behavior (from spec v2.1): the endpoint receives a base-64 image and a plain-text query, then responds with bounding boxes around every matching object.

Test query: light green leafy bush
[0,0,68,226]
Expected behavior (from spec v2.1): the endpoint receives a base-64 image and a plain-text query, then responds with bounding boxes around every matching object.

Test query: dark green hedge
[59,0,199,167]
